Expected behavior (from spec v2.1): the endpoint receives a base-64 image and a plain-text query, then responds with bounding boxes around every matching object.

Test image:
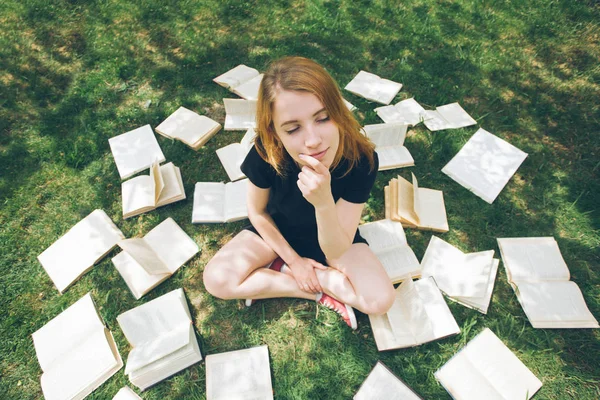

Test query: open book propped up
[38,209,125,294]
[122,161,186,219]
[497,237,599,328]
[155,106,221,150]
[363,122,414,171]
[216,128,256,182]
[435,328,542,400]
[369,277,460,351]
[109,125,166,180]
[192,179,249,223]
[375,98,426,126]
[354,361,423,400]
[423,103,477,131]
[32,293,123,400]
[117,288,202,391]
[224,99,257,131]
[357,219,420,283]
[345,70,402,104]
[385,173,449,232]
[213,64,264,100]
[113,218,199,299]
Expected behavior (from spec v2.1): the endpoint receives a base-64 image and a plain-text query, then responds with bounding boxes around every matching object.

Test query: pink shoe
[244,257,286,307]
[316,293,358,330]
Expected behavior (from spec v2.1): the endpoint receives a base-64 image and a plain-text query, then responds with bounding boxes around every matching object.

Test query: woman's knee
[360,284,395,315]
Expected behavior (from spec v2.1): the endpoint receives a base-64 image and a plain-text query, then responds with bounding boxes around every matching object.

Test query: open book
[363,122,414,170]
[420,236,498,314]
[374,98,426,126]
[369,277,460,351]
[422,102,477,131]
[354,361,423,400]
[224,99,257,131]
[155,106,221,150]
[206,345,273,400]
[122,161,186,219]
[357,219,420,283]
[497,237,599,328]
[117,288,202,391]
[385,173,449,232]
[112,218,199,299]
[216,128,256,181]
[113,387,142,400]
[32,293,123,400]
[344,70,402,104]
[435,328,542,400]
[213,64,264,100]
[442,128,528,204]
[109,125,166,180]
[38,209,125,293]
[192,179,248,223]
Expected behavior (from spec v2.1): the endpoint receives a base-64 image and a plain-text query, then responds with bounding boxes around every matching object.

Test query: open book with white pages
[369,277,460,351]
[113,387,143,400]
[216,128,256,181]
[155,106,221,150]
[192,179,249,223]
[223,99,257,130]
[344,70,402,104]
[117,288,202,391]
[213,64,263,100]
[109,124,166,180]
[497,237,599,328]
[423,102,477,131]
[32,293,123,400]
[363,122,414,170]
[354,361,423,400]
[375,98,426,126]
[357,219,420,283]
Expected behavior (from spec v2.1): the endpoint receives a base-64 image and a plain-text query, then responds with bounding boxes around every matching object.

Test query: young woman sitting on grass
[203,57,395,329]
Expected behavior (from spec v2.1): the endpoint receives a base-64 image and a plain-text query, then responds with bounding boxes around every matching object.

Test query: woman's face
[271,89,340,169]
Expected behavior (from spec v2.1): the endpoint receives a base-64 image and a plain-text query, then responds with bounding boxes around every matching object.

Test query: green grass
[1,0,599,398]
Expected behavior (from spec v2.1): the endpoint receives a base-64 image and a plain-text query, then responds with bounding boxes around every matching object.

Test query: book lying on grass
[357,219,420,283]
[206,345,273,400]
[32,293,123,400]
[109,125,166,179]
[497,237,599,328]
[344,98,357,111]
[345,70,402,104]
[420,236,498,314]
[224,99,257,130]
[375,98,426,126]
[442,128,528,204]
[369,277,460,351]
[435,328,542,400]
[385,173,449,232]
[354,361,423,400]
[423,103,477,131]
[38,209,125,293]
[155,106,221,150]
[117,288,202,391]
[213,64,263,100]
[112,218,199,299]
[113,387,142,400]
[216,128,256,181]
[192,179,248,223]
[363,122,414,170]
[122,161,185,219]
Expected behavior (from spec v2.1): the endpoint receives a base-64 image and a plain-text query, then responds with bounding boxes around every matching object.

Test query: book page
[122,175,155,218]
[441,128,528,204]
[414,277,460,344]
[358,219,407,251]
[192,182,226,223]
[436,102,477,129]
[113,387,143,400]
[143,218,199,273]
[515,281,599,328]
[373,77,403,105]
[375,98,425,126]
[214,64,259,89]
[395,175,419,225]
[454,258,499,314]
[37,210,125,293]
[113,251,168,299]
[118,238,170,275]
[363,122,407,147]
[422,110,449,131]
[233,73,263,100]
[156,163,185,206]
[150,161,164,204]
[206,345,273,400]
[224,99,257,130]
[108,125,166,180]
[416,188,449,232]
[391,279,431,341]
[225,179,249,222]
[377,146,414,171]
[216,143,246,182]
[376,246,421,282]
[125,324,191,374]
[155,107,221,147]
[497,237,570,282]
[345,71,401,105]
[354,362,422,400]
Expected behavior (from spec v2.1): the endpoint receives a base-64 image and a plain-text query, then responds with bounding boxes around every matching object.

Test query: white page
[155,107,221,147]
[390,279,431,341]
[37,210,125,293]
[122,175,155,218]
[206,345,273,400]
[345,71,402,105]
[118,238,170,275]
[497,237,569,282]
[156,163,185,205]
[214,64,260,89]
[416,188,448,232]
[363,122,407,147]
[376,246,421,281]
[192,182,226,223]
[216,143,246,182]
[224,179,249,222]
[125,324,191,374]
[224,99,257,130]
[422,110,450,131]
[149,161,164,204]
[375,98,426,125]
[113,387,142,400]
[113,251,168,300]
[515,281,599,327]
[354,362,422,400]
[143,217,199,273]
[442,128,528,203]
[376,146,414,171]
[233,73,263,100]
[117,288,191,347]
[343,98,356,111]
[358,219,407,251]
[109,125,165,180]
[454,258,499,314]
[436,103,477,129]
[410,173,421,222]
[414,277,460,344]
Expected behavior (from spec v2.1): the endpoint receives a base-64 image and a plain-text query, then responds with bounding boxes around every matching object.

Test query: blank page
[224,179,249,222]
[416,188,448,232]
[422,110,450,131]
[223,99,257,130]
[214,64,259,89]
[436,103,477,129]
[376,146,414,171]
[414,277,460,344]
[358,219,407,251]
[38,210,125,293]
[345,71,402,105]
[118,238,170,275]
[396,175,419,225]
[234,73,263,100]
[108,125,165,180]
[156,163,185,206]
[454,258,499,314]
[497,237,570,282]
[375,98,425,126]
[143,217,199,273]
[113,387,142,400]
[112,251,168,299]
[122,175,155,217]
[442,128,528,204]
[192,182,226,223]
[354,362,423,400]
[125,324,191,374]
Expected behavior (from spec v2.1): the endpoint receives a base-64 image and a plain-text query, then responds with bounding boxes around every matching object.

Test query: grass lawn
[1,0,599,398]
